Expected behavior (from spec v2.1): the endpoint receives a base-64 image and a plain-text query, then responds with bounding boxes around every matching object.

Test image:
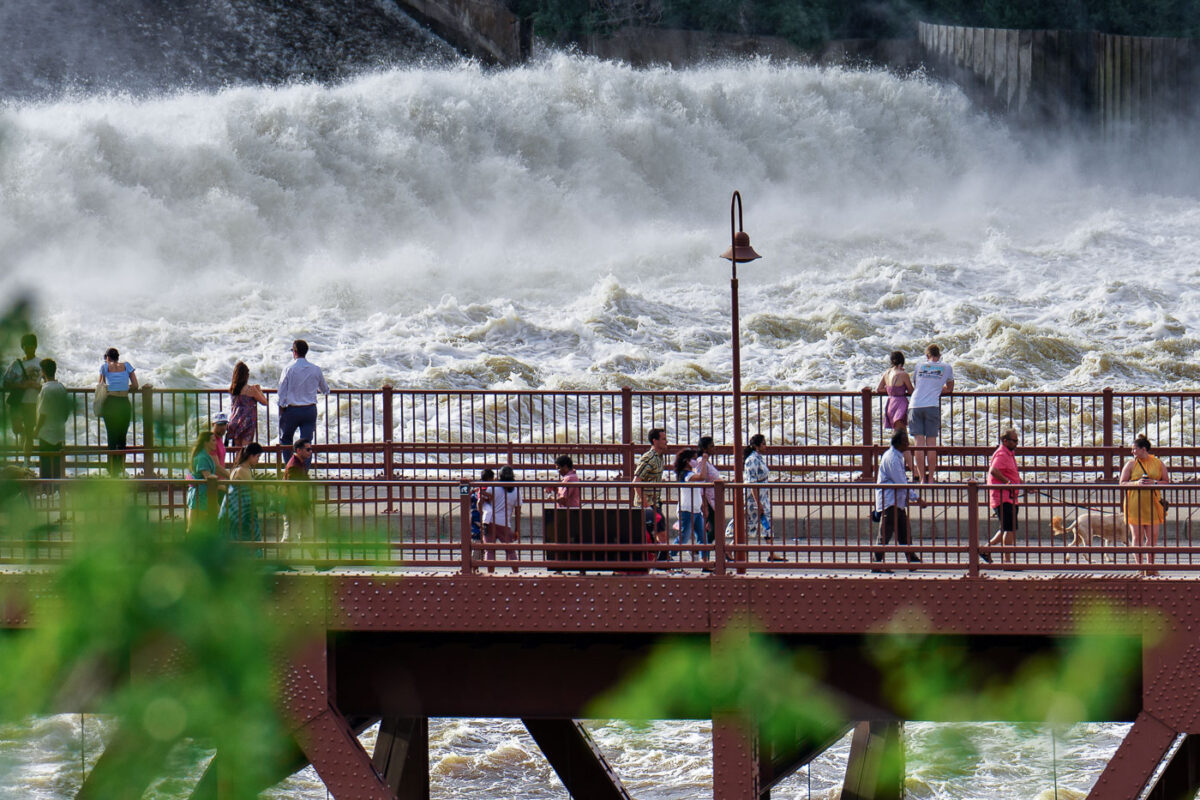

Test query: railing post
[621,386,634,477]
[205,476,220,525]
[622,386,635,509]
[860,386,874,482]
[459,481,473,575]
[141,385,156,477]
[967,480,980,578]
[1102,387,1115,481]
[713,480,726,576]
[382,385,394,479]
[382,385,395,513]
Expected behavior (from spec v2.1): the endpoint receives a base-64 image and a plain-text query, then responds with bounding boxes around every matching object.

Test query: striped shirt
[633,449,665,506]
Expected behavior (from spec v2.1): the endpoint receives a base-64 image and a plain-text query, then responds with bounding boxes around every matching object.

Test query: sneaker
[980,550,993,564]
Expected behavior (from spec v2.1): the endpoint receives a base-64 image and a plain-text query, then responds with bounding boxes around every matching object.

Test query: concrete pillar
[373,717,430,800]
[523,719,633,800]
[1087,712,1178,800]
[841,720,904,800]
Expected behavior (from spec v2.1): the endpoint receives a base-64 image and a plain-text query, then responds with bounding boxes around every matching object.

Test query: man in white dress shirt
[277,339,328,465]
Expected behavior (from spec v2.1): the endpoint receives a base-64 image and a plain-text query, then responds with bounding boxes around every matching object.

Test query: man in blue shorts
[909,344,954,483]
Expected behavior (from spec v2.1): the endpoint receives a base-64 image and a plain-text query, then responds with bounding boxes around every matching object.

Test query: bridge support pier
[841,720,904,800]
[523,718,633,800]
[759,723,853,799]
[284,642,394,800]
[1086,712,1200,800]
[1149,734,1200,800]
[372,717,430,799]
[75,723,173,800]
[713,713,760,799]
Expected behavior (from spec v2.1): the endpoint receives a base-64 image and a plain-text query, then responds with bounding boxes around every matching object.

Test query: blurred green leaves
[590,601,1146,780]
[0,479,316,798]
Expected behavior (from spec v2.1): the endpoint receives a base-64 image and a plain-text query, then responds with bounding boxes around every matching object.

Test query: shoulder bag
[93,371,108,415]
[1135,460,1169,513]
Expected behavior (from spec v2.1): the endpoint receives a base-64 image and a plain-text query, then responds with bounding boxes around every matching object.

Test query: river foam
[2,54,1197,392]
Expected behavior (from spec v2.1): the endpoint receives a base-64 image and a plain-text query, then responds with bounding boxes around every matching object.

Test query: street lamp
[720,191,761,557]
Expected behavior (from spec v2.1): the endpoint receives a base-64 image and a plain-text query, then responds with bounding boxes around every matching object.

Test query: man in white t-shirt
[908,343,954,483]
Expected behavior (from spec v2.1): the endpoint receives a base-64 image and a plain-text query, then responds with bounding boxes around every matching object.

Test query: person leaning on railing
[98,347,139,475]
[277,339,328,467]
[226,361,268,456]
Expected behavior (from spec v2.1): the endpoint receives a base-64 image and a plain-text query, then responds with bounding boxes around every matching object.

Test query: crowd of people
[872,343,1172,574]
[2,334,1178,572]
[4,336,326,550]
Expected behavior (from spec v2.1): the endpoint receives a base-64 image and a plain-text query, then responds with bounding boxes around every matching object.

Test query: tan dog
[1052,510,1128,561]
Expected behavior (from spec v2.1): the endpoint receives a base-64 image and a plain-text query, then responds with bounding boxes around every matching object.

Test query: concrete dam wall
[918,21,1199,129]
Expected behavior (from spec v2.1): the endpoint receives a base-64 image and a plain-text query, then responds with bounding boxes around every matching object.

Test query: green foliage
[0,478,319,797]
[588,623,845,748]
[590,602,1146,780]
[867,603,1147,725]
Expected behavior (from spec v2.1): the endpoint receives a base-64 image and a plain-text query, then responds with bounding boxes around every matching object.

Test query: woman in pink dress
[877,351,914,466]
[226,362,268,453]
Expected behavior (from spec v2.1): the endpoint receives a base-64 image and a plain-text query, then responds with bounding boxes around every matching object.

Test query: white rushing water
[0,716,1129,799]
[1,54,1194,797]
[2,54,1198,393]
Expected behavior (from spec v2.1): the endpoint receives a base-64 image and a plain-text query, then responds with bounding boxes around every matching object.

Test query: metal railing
[8,387,1200,482]
[4,477,1197,576]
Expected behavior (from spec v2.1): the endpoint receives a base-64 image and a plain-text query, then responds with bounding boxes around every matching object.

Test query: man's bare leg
[914,435,933,482]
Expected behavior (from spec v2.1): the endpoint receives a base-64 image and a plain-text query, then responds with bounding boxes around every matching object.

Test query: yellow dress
[1123,455,1165,526]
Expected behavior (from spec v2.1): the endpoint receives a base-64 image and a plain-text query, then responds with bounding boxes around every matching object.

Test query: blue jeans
[279,404,317,464]
[673,510,708,560]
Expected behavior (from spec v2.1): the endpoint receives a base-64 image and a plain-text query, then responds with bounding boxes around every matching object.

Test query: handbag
[93,374,108,415]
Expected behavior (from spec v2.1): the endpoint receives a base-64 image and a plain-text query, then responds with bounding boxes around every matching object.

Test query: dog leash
[1029,488,1112,515]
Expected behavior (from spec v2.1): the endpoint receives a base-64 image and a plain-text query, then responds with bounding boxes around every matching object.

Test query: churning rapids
[1,52,1197,799]
[2,55,1199,394]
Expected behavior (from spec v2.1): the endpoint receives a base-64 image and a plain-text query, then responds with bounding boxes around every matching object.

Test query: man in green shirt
[5,333,43,465]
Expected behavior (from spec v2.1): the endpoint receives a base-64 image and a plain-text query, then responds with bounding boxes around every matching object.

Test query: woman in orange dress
[1120,435,1170,575]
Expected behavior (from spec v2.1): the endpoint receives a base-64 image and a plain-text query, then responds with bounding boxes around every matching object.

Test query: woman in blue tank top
[99,347,138,474]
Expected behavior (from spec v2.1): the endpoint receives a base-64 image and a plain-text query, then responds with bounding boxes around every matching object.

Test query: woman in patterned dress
[226,362,268,454]
[220,442,264,550]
